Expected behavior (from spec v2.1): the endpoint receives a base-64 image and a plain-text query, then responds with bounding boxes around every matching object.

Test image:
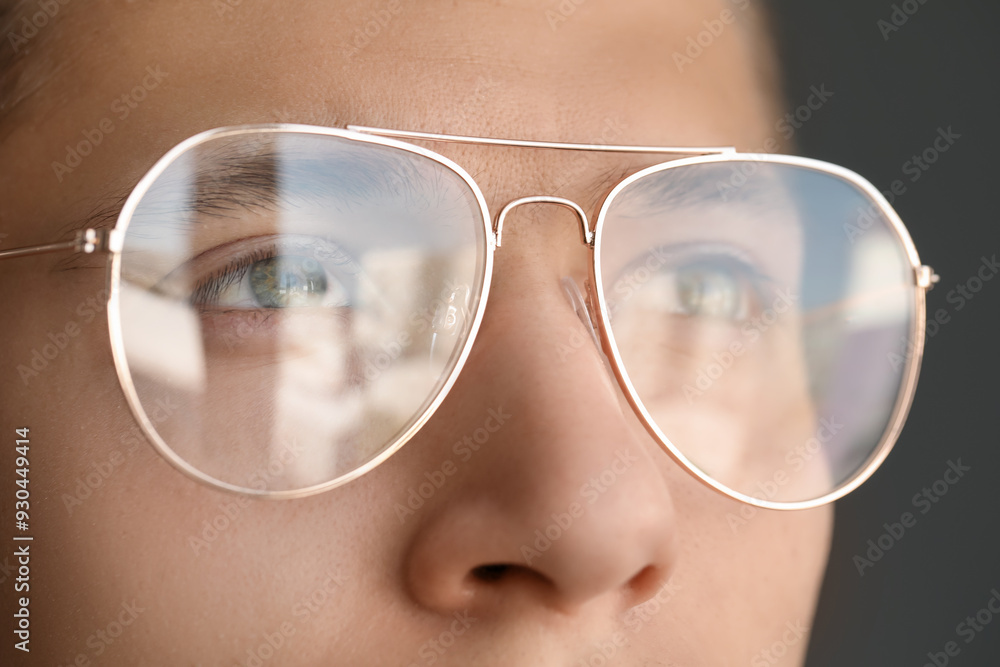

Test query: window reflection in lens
[599,160,914,504]
[115,131,487,494]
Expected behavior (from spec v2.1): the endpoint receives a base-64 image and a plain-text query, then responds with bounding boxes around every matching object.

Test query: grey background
[767,1,1000,665]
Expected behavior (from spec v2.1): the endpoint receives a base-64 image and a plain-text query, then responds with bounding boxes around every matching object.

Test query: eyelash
[610,244,776,320]
[189,245,277,307]
[621,244,769,283]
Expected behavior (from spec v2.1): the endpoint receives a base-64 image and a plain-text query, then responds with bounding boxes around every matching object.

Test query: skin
[0,0,833,665]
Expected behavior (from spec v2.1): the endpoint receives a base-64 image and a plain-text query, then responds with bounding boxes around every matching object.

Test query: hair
[0,0,74,133]
[0,1,21,116]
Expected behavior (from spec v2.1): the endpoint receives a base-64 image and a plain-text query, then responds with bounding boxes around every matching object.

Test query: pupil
[249,255,328,308]
[677,263,740,319]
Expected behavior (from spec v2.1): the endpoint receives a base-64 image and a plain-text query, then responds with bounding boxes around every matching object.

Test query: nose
[403,210,678,617]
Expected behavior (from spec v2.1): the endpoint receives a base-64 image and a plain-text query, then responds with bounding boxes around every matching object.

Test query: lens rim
[106,130,929,507]
[590,153,929,510]
[106,124,496,498]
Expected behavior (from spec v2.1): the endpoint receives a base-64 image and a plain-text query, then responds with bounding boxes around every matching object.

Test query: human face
[0,0,834,665]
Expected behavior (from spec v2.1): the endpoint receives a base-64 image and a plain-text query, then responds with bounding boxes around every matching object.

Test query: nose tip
[404,447,679,616]
[513,446,677,608]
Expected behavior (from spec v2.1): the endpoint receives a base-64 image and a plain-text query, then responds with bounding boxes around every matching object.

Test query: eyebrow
[54,133,675,271]
[616,159,788,213]
[143,141,442,220]
[55,141,440,268]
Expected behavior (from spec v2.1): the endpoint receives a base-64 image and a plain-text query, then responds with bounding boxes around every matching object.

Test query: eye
[611,244,771,323]
[248,255,332,308]
[182,236,356,311]
[673,260,751,320]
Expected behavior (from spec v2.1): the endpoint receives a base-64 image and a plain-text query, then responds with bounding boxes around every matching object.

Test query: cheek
[665,448,834,657]
[24,392,393,663]
[613,313,826,502]
[0,279,382,662]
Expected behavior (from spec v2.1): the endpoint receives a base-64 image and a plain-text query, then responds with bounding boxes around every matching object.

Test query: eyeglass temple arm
[0,228,120,261]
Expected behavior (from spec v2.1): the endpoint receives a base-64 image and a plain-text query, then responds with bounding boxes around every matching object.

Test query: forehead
[5,0,777,134]
[0,0,779,238]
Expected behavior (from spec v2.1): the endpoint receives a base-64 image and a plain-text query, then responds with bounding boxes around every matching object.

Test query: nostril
[471,564,511,582]
[627,564,669,603]
[469,564,556,590]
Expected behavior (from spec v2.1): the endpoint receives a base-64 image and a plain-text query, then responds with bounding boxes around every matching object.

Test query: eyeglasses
[1,124,938,508]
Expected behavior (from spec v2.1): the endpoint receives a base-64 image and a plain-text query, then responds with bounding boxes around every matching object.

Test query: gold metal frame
[591,154,934,510]
[109,125,496,499]
[0,124,938,508]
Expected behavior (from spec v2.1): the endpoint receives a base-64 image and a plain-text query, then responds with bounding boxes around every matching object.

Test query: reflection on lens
[598,159,916,505]
[114,130,487,494]
[248,255,329,308]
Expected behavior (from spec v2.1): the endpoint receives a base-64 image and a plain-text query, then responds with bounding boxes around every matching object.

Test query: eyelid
[618,242,772,283]
[611,241,779,322]
[153,235,360,307]
[673,246,779,310]
[191,245,274,307]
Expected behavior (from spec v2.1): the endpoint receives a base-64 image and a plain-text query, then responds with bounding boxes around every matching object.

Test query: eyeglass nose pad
[561,276,600,349]
[560,275,620,377]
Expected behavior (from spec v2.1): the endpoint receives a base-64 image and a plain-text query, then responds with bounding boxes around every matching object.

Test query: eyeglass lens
[117,132,489,493]
[597,160,915,503]
[115,131,917,503]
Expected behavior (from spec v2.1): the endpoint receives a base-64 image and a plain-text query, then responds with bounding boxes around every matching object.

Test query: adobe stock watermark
[51,65,169,183]
[920,586,1000,667]
[520,449,638,565]
[576,581,683,666]
[405,611,478,667]
[341,0,409,58]
[6,0,71,53]
[16,287,109,385]
[672,0,752,73]
[726,417,843,533]
[623,580,682,634]
[61,395,179,516]
[554,324,591,363]
[188,496,252,557]
[750,620,809,667]
[234,567,348,667]
[53,599,145,667]
[394,407,512,523]
[877,0,932,41]
[715,83,835,201]
[354,280,472,385]
[607,245,677,313]
[774,84,835,142]
[544,0,589,31]
[680,287,798,404]
[212,0,243,17]
[844,126,961,244]
[888,253,997,372]
[439,75,501,130]
[852,458,970,576]
[549,115,629,197]
[215,277,472,385]
[188,438,306,556]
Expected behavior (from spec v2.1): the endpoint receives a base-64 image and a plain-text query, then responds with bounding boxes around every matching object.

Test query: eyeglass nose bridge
[493,196,594,249]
